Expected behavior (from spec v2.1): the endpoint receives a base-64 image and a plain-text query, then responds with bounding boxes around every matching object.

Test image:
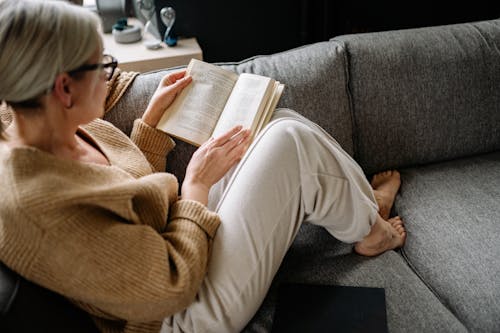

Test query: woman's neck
[5,106,81,159]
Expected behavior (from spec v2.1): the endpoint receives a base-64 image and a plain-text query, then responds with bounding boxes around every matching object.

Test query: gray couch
[106,18,500,332]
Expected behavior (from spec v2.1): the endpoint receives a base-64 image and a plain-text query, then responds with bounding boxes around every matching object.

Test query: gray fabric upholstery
[242,224,467,333]
[333,19,500,175]
[395,151,500,333]
[219,41,353,156]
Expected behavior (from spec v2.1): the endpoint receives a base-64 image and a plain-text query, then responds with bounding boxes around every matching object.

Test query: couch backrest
[333,19,500,174]
[107,41,354,183]
[219,41,354,155]
[108,19,500,179]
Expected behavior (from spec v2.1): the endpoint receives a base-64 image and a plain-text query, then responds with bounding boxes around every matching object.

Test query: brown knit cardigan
[0,70,221,333]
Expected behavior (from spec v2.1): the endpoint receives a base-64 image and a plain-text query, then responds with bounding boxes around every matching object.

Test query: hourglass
[160,7,177,46]
[136,0,162,48]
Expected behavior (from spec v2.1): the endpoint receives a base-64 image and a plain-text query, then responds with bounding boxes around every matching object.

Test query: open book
[156,58,285,146]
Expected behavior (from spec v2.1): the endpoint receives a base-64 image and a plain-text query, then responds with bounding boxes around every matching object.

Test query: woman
[0,1,405,332]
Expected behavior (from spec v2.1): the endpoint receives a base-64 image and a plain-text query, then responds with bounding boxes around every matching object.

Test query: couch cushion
[242,224,467,333]
[395,151,500,332]
[333,19,500,175]
[219,40,353,156]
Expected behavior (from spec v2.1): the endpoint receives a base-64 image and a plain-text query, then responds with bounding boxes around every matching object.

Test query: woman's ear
[52,73,73,108]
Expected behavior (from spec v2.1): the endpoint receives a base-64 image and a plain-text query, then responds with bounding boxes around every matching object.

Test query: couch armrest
[0,262,98,332]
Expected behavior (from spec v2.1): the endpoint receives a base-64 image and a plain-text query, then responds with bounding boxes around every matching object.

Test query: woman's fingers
[202,126,250,166]
[162,74,192,98]
[222,128,251,152]
[210,127,251,157]
[162,70,187,85]
[141,72,192,127]
[211,125,243,147]
[227,135,251,164]
[184,127,251,191]
[215,128,251,166]
[173,75,192,90]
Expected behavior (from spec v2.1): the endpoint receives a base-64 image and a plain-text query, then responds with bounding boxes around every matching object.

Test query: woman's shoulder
[84,117,124,134]
[82,118,136,147]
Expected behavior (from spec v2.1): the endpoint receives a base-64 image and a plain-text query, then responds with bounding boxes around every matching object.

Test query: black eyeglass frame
[67,54,118,81]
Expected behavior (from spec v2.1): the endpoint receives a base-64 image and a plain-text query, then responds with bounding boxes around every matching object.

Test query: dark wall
[154,0,306,62]
[153,0,500,63]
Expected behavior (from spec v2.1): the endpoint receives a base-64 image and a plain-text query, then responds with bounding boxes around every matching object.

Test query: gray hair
[0,0,102,105]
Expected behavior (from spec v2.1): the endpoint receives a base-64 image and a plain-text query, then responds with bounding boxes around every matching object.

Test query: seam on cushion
[331,39,358,163]
[394,196,468,329]
[398,248,468,330]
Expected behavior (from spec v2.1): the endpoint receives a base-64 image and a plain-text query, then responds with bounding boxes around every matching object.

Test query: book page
[156,59,239,146]
[211,73,274,138]
[254,82,284,133]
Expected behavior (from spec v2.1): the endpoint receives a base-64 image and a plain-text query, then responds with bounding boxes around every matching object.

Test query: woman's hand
[182,126,251,205]
[142,70,192,127]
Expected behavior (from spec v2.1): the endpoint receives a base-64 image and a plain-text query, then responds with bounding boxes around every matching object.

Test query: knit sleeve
[170,200,220,237]
[130,119,176,172]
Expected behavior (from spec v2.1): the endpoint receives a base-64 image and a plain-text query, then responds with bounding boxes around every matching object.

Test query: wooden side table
[101,19,203,72]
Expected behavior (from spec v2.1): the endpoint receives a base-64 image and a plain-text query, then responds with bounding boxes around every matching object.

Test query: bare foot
[371,170,401,219]
[354,215,406,257]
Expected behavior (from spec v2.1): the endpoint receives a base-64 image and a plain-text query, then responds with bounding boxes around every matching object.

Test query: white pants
[161,109,378,333]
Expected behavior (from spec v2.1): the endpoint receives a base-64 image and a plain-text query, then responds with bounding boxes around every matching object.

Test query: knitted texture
[105,69,140,115]
[129,119,175,173]
[0,101,12,124]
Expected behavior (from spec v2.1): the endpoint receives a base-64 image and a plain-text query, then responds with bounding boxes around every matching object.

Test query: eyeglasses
[68,54,118,81]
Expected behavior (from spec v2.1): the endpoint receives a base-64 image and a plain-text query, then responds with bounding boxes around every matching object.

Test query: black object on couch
[0,262,98,332]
